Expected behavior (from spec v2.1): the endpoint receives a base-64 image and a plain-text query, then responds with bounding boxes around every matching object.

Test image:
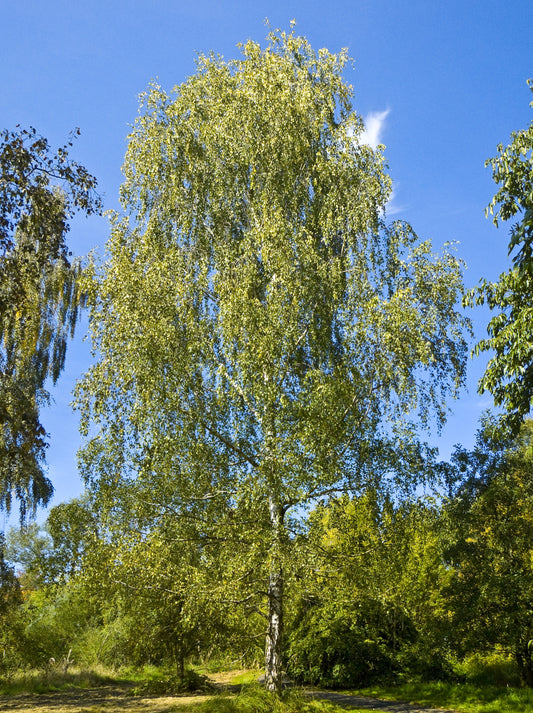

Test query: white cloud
[384,185,405,216]
[349,108,404,216]
[360,109,390,150]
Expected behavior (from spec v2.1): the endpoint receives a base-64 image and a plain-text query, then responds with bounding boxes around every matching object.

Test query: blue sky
[1,0,532,527]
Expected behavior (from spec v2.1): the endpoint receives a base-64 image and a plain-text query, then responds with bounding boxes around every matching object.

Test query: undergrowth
[130,668,212,695]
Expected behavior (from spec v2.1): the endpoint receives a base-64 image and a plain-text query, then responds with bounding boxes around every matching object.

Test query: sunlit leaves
[76,26,469,690]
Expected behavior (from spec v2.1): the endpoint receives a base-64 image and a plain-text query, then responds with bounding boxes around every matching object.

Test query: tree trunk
[264,495,284,695]
[516,644,533,687]
[177,644,184,684]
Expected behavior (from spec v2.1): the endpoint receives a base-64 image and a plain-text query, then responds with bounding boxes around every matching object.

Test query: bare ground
[0,671,245,713]
[0,685,212,713]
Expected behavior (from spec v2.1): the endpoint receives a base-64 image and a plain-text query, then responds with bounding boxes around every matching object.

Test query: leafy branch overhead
[467,80,533,433]
[0,126,101,520]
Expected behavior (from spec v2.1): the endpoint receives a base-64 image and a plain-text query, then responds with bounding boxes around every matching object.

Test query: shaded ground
[308,689,458,712]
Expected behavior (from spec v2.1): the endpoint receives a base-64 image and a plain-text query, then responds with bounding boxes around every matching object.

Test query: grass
[0,665,116,695]
[351,680,533,713]
[224,670,262,685]
[4,667,533,713]
[171,685,359,712]
[0,673,364,713]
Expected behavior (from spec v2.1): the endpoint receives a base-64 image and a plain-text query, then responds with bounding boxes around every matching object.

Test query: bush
[391,637,456,683]
[286,607,396,688]
[131,667,211,695]
[285,597,456,687]
[455,652,521,687]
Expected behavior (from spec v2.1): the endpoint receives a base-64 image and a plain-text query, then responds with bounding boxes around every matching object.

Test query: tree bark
[516,643,533,687]
[177,643,184,684]
[264,495,284,695]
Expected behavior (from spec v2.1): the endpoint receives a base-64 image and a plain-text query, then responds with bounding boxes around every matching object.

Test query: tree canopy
[76,27,470,692]
[0,126,101,520]
[467,80,533,432]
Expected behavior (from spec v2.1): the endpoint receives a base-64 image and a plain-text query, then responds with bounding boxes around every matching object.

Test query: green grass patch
[351,681,533,713]
[0,665,116,695]
[180,684,351,712]
[195,656,260,674]
[227,670,262,685]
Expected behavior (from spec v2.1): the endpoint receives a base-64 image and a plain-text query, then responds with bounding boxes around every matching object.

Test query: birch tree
[77,27,469,693]
[0,127,100,519]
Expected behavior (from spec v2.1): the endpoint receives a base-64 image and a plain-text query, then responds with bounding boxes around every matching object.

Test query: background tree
[0,127,101,520]
[443,418,533,686]
[467,80,533,432]
[3,496,105,670]
[0,532,24,672]
[79,487,259,675]
[286,487,452,687]
[77,27,469,692]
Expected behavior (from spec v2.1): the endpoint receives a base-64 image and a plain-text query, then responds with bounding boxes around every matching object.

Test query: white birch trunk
[264,494,284,695]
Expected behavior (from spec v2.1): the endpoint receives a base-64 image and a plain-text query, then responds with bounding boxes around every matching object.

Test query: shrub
[286,607,396,688]
[131,667,211,695]
[456,651,521,687]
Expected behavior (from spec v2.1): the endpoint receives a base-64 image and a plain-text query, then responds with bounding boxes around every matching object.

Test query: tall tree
[77,28,469,692]
[0,127,101,519]
[467,80,533,432]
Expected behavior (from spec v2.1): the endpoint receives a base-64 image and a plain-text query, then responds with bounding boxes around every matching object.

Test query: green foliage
[0,533,25,673]
[0,127,101,519]
[0,667,114,695]
[286,492,454,687]
[286,603,397,687]
[467,80,533,433]
[76,26,469,691]
[4,494,262,673]
[0,533,22,612]
[3,500,107,670]
[6,495,97,587]
[443,419,533,686]
[45,496,97,580]
[15,579,101,668]
[73,499,264,670]
[131,667,211,695]
[456,652,520,688]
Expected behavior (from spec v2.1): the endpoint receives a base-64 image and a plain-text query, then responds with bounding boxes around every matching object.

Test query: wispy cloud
[352,108,404,216]
[384,185,405,217]
[360,109,390,150]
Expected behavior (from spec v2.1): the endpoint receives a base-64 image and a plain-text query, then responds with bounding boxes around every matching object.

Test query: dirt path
[308,689,458,712]
[0,684,212,713]
[0,671,248,713]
